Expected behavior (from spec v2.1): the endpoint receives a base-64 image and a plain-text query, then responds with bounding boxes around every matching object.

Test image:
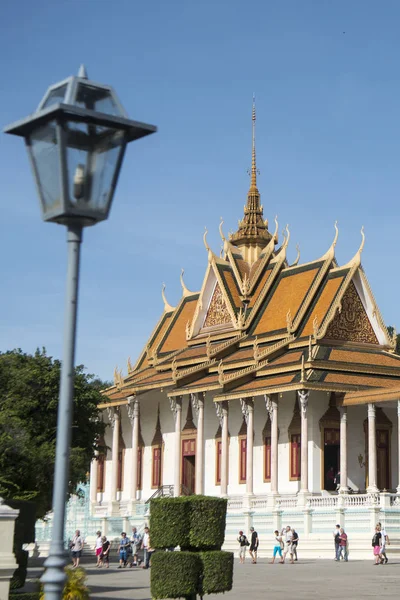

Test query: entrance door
[182,438,196,494]
[324,428,340,490]
[377,429,390,490]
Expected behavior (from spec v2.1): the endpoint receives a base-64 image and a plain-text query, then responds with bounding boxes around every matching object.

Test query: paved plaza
[27,556,400,600]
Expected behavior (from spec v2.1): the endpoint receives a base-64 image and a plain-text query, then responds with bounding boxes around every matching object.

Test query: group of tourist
[372,522,390,565]
[69,526,153,569]
[237,525,299,565]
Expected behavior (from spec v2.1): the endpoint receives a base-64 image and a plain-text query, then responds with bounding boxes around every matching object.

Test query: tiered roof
[102,102,399,408]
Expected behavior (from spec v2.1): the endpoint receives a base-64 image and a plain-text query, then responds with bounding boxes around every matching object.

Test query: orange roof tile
[176,346,208,361]
[323,372,400,388]
[248,266,273,309]
[253,266,320,335]
[158,297,198,354]
[301,274,345,338]
[229,373,296,393]
[267,350,304,366]
[135,371,173,386]
[184,373,220,388]
[223,270,243,309]
[224,347,255,363]
[328,349,400,369]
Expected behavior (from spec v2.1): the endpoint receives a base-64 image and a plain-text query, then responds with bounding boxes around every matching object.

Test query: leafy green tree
[0,348,106,519]
[387,326,400,354]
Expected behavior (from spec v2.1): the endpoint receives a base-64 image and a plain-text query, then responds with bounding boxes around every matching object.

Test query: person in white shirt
[94,530,103,567]
[70,529,83,568]
[282,525,294,564]
[377,522,389,564]
[141,526,150,569]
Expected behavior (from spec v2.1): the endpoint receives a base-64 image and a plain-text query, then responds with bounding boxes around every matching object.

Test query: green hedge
[150,497,190,549]
[200,551,234,594]
[150,496,227,550]
[151,551,201,599]
[188,497,227,550]
[9,594,40,600]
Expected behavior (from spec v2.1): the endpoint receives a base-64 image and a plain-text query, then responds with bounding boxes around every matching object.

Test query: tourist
[249,526,259,564]
[129,526,142,567]
[94,530,103,567]
[270,530,284,564]
[334,470,341,491]
[237,530,248,564]
[282,525,294,564]
[100,536,110,568]
[145,535,154,569]
[118,532,131,568]
[377,522,389,564]
[326,466,335,490]
[372,525,382,565]
[338,528,348,561]
[142,526,150,569]
[291,528,299,561]
[70,529,83,568]
[333,524,341,560]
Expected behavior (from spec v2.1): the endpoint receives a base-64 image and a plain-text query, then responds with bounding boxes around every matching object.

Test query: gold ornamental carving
[204,283,232,328]
[325,282,378,344]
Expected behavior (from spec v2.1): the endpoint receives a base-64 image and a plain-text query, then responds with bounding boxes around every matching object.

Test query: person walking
[100,536,110,568]
[291,528,299,561]
[377,522,390,564]
[237,530,248,564]
[118,532,131,568]
[249,527,259,564]
[142,526,150,569]
[282,526,294,564]
[129,526,142,567]
[333,524,341,560]
[372,525,382,565]
[94,530,103,567]
[338,528,348,562]
[70,529,83,569]
[270,530,284,564]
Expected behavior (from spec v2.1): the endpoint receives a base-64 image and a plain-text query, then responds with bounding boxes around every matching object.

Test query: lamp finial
[78,64,88,79]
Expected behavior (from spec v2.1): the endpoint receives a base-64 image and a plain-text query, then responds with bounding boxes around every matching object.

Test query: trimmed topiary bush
[151,551,202,599]
[188,496,227,550]
[200,550,234,594]
[150,497,190,549]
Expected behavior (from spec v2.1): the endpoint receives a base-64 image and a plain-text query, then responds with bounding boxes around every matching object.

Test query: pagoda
[93,100,400,557]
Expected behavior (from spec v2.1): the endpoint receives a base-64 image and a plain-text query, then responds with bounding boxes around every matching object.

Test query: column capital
[368,403,376,418]
[170,396,182,417]
[127,396,140,423]
[107,406,120,428]
[397,399,400,416]
[215,400,228,425]
[339,406,347,421]
[240,398,254,423]
[191,392,204,416]
[298,389,309,416]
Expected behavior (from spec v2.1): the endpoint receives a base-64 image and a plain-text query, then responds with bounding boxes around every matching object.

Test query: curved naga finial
[161,283,175,312]
[332,220,339,248]
[219,217,226,241]
[273,215,279,242]
[203,227,210,251]
[283,224,290,248]
[359,225,365,255]
[180,268,192,297]
[291,243,300,267]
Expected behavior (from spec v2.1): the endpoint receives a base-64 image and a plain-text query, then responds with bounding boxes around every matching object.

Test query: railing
[145,485,174,504]
[307,496,338,509]
[227,497,243,511]
[342,493,380,507]
[389,494,400,507]
[251,496,269,510]
[276,496,298,509]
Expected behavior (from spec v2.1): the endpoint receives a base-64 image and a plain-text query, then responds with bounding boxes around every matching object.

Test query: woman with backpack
[237,530,249,564]
[372,525,382,565]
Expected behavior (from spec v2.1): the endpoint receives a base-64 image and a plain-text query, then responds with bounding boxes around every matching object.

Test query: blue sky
[1,0,400,380]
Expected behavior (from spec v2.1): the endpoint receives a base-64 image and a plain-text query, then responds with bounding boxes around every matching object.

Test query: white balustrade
[307,496,338,509]
[343,493,380,507]
[227,497,243,511]
[250,496,269,510]
[390,494,400,507]
[276,496,298,509]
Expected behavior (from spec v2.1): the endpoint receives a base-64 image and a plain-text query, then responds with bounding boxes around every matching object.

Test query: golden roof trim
[248,216,279,292]
[173,358,217,384]
[180,269,195,298]
[343,386,400,406]
[310,358,400,378]
[358,266,392,348]
[161,283,175,313]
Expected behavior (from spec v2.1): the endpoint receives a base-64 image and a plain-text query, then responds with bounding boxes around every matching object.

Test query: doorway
[182,438,196,494]
[323,428,339,490]
[377,429,390,490]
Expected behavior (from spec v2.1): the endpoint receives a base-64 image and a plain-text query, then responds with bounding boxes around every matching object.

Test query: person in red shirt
[338,528,348,562]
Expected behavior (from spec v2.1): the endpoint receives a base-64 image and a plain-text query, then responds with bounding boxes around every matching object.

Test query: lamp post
[4,66,156,600]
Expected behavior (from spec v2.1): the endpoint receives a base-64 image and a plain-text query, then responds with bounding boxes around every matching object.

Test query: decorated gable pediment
[325,281,378,345]
[204,282,232,328]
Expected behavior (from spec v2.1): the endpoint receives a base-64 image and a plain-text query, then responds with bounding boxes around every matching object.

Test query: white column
[298,390,309,493]
[397,400,400,494]
[108,407,120,504]
[244,399,254,496]
[367,403,378,493]
[339,406,348,493]
[170,397,182,497]
[193,393,205,495]
[217,402,229,497]
[127,396,140,503]
[270,396,279,494]
[90,451,99,504]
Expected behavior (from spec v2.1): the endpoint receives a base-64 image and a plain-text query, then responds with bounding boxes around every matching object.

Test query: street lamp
[4,66,156,600]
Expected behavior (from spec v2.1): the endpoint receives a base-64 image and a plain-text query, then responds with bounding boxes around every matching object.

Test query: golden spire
[230,95,272,249]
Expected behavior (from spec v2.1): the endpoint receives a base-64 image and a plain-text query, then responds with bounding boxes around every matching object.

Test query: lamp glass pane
[29,120,61,214]
[41,84,68,109]
[75,83,123,116]
[65,121,125,215]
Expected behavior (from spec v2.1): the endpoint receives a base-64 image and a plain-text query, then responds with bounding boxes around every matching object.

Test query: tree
[387,326,400,354]
[0,348,106,519]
